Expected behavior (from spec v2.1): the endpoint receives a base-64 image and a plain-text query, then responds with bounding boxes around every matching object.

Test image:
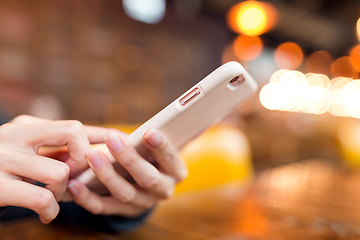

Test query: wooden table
[2,159,360,239]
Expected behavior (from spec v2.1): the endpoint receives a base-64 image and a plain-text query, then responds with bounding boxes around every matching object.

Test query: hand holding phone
[63,61,258,200]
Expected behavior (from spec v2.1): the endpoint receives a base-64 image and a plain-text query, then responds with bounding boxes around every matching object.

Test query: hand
[0,115,91,223]
[67,129,188,217]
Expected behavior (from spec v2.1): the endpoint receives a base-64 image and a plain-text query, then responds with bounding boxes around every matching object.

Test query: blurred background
[1,0,360,173]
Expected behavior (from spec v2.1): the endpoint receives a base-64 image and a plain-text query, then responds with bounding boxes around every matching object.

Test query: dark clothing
[0,203,152,233]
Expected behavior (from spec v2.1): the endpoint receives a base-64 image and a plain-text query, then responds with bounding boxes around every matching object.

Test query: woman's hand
[67,129,188,217]
[3,114,188,221]
[0,115,92,223]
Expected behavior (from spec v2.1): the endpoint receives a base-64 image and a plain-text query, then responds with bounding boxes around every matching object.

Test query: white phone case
[63,61,258,200]
[127,61,258,158]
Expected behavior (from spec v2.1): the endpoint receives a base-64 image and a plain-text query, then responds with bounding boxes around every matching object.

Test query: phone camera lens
[228,74,245,88]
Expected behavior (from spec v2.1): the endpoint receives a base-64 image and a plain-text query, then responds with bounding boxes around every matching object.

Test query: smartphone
[126,61,258,158]
[64,61,258,199]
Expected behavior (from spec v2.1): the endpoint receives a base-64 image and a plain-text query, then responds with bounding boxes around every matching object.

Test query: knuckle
[88,204,104,215]
[155,140,168,151]
[34,190,55,211]
[52,163,70,183]
[0,123,15,136]
[142,198,155,209]
[143,172,160,189]
[126,207,147,217]
[154,144,176,163]
[117,190,136,204]
[119,151,136,167]
[65,120,84,135]
[11,114,31,123]
[161,186,174,200]
[99,171,113,184]
[162,153,174,165]
[157,152,173,164]
[176,168,189,182]
[39,205,59,224]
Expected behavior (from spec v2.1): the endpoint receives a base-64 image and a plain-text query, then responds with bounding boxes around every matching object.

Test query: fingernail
[67,181,79,196]
[105,132,123,152]
[144,128,162,146]
[88,149,103,168]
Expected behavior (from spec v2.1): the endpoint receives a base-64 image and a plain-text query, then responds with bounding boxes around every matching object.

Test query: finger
[86,148,157,207]
[104,132,160,190]
[10,114,51,124]
[8,115,119,150]
[38,146,70,162]
[86,148,136,203]
[9,115,124,156]
[1,178,59,224]
[67,180,152,217]
[4,120,91,178]
[83,125,128,144]
[143,129,188,183]
[0,148,70,201]
[147,173,176,199]
[104,132,176,199]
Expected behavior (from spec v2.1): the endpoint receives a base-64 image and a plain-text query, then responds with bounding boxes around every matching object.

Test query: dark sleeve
[0,206,36,221]
[0,207,8,218]
[0,203,154,233]
[56,202,154,233]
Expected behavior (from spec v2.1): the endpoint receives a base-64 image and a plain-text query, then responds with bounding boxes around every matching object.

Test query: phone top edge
[127,61,258,149]
[131,61,257,130]
[198,61,249,92]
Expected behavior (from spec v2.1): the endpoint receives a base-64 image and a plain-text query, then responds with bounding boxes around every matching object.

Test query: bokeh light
[350,44,360,72]
[122,0,166,24]
[331,77,352,91]
[343,80,360,118]
[233,35,263,61]
[269,69,289,83]
[327,77,351,117]
[306,50,333,76]
[307,73,331,90]
[259,82,287,110]
[331,56,358,79]
[258,71,358,116]
[303,74,332,114]
[226,1,278,36]
[291,71,308,111]
[357,18,360,42]
[278,71,304,111]
[274,42,303,69]
[260,71,307,112]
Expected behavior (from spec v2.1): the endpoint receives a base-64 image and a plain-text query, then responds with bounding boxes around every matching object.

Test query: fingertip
[39,216,52,224]
[67,180,80,196]
[39,203,59,224]
[66,160,88,179]
[87,148,104,169]
[144,128,162,146]
[104,132,123,153]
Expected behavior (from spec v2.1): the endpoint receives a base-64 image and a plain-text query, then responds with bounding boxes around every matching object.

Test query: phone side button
[179,87,201,106]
